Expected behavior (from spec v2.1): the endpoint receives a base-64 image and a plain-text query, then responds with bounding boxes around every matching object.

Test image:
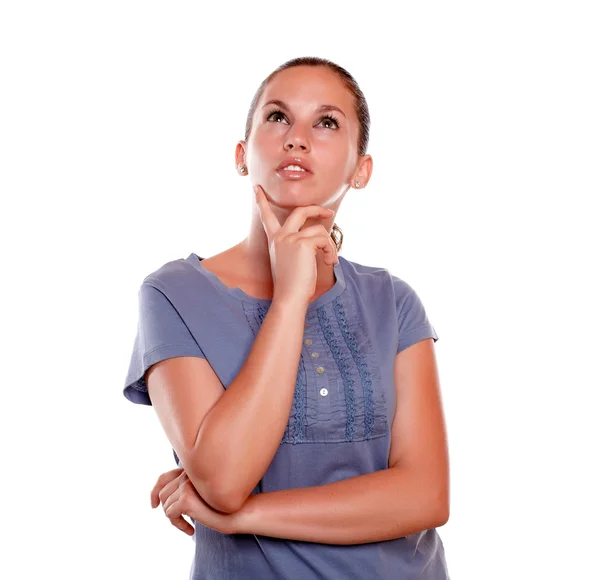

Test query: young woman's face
[245,66,361,210]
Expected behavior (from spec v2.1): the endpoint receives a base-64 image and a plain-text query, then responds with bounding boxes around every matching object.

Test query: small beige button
[316,366,325,374]
[311,352,319,359]
[320,388,329,397]
[304,339,313,346]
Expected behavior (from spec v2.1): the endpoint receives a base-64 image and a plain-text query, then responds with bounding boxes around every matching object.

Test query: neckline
[185,252,347,310]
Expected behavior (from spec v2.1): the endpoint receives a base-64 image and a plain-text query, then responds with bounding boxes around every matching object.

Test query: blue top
[123,252,449,579]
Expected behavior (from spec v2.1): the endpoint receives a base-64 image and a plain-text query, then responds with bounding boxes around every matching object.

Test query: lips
[276,157,313,173]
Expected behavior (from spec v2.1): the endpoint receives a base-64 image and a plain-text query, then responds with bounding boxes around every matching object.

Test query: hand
[150,467,239,536]
[254,184,338,305]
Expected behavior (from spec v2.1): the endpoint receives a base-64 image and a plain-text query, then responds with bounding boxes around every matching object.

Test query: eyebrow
[262,99,346,118]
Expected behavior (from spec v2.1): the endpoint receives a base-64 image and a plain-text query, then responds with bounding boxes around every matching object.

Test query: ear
[354,154,373,187]
[235,141,247,169]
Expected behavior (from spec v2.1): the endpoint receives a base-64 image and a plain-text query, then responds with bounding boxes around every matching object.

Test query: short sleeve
[123,282,206,405]
[393,276,439,354]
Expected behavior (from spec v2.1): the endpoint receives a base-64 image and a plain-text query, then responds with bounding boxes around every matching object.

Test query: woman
[123,56,450,579]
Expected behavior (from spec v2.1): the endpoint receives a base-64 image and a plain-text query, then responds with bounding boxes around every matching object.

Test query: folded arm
[234,339,450,544]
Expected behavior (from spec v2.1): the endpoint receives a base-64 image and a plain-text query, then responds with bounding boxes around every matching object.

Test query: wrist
[271,293,310,312]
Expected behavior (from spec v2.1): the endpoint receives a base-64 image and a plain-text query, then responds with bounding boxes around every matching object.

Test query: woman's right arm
[146,294,308,514]
[147,188,338,514]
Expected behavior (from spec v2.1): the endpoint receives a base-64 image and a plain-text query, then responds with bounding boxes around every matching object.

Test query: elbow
[180,445,250,514]
[187,468,248,514]
[431,487,450,527]
[177,456,241,514]
[214,496,246,515]
[202,479,248,514]
[434,504,450,527]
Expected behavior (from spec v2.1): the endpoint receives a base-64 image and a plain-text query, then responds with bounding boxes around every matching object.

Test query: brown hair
[244,57,371,253]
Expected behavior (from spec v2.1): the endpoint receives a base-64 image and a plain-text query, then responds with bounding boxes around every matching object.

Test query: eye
[266,109,289,124]
[319,114,340,130]
[265,108,340,130]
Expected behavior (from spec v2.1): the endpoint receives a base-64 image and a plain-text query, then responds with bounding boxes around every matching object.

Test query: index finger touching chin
[254,185,280,238]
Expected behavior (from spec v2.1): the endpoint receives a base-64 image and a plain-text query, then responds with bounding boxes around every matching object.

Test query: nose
[284,133,309,152]
[284,141,308,152]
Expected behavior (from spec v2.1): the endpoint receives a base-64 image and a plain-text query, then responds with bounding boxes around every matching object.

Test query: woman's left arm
[234,339,450,544]
[156,339,449,544]
[234,463,447,544]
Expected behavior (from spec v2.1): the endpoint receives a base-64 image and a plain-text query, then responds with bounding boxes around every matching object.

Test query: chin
[269,187,315,208]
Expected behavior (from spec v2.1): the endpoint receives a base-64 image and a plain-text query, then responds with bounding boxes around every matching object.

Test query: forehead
[260,66,354,115]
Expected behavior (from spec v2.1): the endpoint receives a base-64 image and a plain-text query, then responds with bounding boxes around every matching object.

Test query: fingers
[162,490,195,536]
[291,225,339,264]
[150,467,184,508]
[254,184,334,239]
[254,185,281,240]
[279,206,335,237]
[157,472,186,509]
[152,469,195,536]
[171,515,195,536]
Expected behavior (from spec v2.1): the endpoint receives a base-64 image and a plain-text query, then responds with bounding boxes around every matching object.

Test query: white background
[1,1,598,578]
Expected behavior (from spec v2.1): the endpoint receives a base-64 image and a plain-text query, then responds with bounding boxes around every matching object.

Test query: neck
[235,206,337,290]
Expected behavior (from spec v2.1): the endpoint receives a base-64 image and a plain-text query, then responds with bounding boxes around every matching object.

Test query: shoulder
[340,255,407,295]
[339,255,423,310]
[139,253,197,293]
[134,253,220,317]
[389,272,421,305]
[339,254,393,288]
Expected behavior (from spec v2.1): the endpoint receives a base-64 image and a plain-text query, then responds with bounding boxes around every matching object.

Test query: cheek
[256,122,287,141]
[315,144,349,175]
[252,125,287,154]
[247,133,275,171]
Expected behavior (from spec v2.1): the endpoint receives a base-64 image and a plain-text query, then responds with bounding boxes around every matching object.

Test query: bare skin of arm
[147,196,337,514]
